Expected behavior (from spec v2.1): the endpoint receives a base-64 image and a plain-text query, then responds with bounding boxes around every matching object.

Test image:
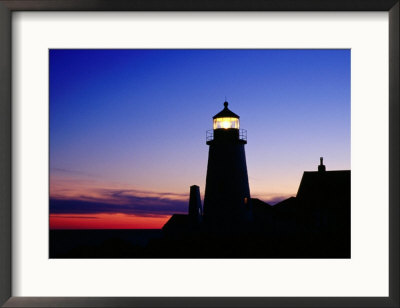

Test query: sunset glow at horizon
[50,49,350,229]
[50,213,171,229]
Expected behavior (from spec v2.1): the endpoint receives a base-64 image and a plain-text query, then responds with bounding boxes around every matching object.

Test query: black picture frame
[0,1,398,307]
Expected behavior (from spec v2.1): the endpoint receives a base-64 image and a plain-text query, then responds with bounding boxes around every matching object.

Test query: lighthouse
[203,101,252,230]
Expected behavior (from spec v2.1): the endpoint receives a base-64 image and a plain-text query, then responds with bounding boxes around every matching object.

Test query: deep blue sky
[50,49,350,209]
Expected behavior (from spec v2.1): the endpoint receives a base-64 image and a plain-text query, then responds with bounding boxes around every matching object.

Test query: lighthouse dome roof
[213,101,240,119]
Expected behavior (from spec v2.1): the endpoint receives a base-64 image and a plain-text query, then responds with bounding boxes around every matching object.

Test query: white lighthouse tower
[203,101,252,231]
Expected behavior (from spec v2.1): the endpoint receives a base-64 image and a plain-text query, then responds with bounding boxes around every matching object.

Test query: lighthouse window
[213,117,239,129]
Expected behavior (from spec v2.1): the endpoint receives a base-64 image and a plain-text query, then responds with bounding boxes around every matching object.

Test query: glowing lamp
[212,102,240,130]
[213,117,239,129]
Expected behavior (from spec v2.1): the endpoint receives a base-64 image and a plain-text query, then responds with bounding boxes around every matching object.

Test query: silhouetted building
[296,158,350,236]
[203,101,252,230]
[159,104,351,258]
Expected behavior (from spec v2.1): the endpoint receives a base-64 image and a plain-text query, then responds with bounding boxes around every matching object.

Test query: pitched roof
[296,170,351,207]
[213,102,240,119]
[162,214,189,233]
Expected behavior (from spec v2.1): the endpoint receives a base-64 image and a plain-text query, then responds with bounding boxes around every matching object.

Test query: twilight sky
[49,49,350,229]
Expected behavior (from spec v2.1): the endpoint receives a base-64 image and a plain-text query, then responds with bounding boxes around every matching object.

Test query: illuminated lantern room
[206,101,246,145]
[213,101,240,130]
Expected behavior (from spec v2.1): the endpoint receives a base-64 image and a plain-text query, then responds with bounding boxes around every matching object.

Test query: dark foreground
[50,228,350,258]
[50,162,350,258]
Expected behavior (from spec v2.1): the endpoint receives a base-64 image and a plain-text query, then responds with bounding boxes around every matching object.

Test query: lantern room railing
[206,129,247,142]
[239,129,247,141]
[206,130,213,142]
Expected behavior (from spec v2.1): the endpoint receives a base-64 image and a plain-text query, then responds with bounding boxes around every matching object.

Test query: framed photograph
[0,1,398,307]
[48,48,351,259]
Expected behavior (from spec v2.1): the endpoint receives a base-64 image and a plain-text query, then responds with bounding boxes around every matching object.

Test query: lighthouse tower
[203,101,252,230]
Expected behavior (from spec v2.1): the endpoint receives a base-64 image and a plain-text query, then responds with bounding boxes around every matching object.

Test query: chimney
[318,157,326,172]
